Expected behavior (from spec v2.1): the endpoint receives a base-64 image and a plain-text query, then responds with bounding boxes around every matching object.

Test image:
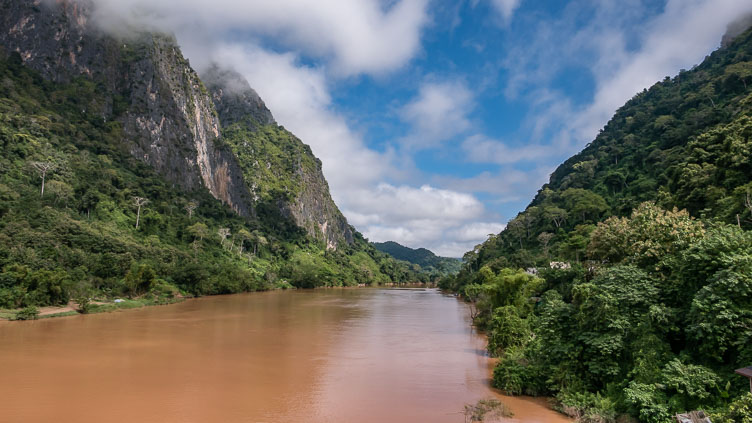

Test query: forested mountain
[0,0,430,314]
[372,241,462,276]
[442,21,752,422]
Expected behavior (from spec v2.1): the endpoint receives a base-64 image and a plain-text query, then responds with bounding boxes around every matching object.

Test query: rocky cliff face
[1,0,354,248]
[202,64,276,128]
[0,0,253,216]
[203,65,354,248]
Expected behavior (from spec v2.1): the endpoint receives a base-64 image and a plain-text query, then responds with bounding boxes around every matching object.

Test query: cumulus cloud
[399,80,474,150]
[88,0,429,76]
[343,184,504,257]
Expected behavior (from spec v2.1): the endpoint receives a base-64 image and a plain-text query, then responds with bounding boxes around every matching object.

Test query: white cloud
[89,0,429,76]
[399,80,474,150]
[342,184,502,256]
[489,0,521,23]
[571,0,752,144]
[209,45,391,197]
[461,134,551,165]
[502,0,752,153]
[435,166,553,199]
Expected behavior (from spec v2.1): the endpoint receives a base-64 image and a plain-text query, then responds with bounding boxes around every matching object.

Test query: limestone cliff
[0,0,253,216]
[1,0,355,248]
[202,65,354,248]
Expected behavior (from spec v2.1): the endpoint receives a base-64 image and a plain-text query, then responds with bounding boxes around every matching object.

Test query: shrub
[556,390,618,423]
[13,306,39,320]
[711,393,752,423]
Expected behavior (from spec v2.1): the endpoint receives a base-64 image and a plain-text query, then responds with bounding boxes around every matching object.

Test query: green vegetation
[463,398,512,422]
[442,28,752,421]
[372,241,462,277]
[0,48,426,316]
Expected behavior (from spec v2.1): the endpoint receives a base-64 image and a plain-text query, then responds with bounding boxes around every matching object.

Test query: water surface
[0,288,569,422]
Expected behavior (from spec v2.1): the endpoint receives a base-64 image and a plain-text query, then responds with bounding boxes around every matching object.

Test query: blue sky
[93,0,752,256]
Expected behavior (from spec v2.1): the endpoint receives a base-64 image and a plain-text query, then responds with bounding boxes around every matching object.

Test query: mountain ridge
[0,0,354,247]
[372,241,461,275]
[442,22,752,422]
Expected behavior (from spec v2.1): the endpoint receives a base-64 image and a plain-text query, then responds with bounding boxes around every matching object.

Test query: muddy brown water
[0,288,570,423]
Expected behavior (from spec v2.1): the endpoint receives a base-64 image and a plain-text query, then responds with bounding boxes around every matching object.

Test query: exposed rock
[0,0,253,216]
[203,65,354,248]
[1,0,355,248]
[202,64,275,128]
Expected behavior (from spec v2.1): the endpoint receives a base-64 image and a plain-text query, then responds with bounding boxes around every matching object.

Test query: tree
[251,230,267,255]
[124,264,157,296]
[562,188,609,223]
[724,62,752,89]
[545,206,568,229]
[521,207,538,238]
[507,217,525,249]
[29,161,55,197]
[184,201,198,219]
[237,229,252,255]
[700,83,716,108]
[537,232,554,257]
[187,222,209,242]
[588,202,704,267]
[218,228,230,248]
[132,196,149,229]
[46,180,73,206]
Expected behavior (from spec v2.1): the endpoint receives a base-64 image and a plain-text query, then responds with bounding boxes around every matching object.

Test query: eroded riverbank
[0,288,569,422]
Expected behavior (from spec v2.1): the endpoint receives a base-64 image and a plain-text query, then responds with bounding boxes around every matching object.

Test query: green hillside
[372,241,461,276]
[442,27,752,421]
[0,48,429,316]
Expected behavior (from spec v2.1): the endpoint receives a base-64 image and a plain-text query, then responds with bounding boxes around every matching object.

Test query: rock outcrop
[1,0,355,248]
[202,65,354,248]
[0,0,253,216]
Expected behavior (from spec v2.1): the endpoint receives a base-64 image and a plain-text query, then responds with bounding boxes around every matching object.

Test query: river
[0,288,569,423]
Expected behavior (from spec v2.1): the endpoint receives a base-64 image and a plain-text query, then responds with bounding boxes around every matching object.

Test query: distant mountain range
[372,241,461,275]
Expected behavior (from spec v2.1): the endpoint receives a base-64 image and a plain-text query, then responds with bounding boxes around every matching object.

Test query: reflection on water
[0,288,569,423]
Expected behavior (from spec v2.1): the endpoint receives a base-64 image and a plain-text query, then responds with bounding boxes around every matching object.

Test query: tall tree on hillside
[187,222,209,242]
[218,228,230,248]
[537,232,554,257]
[29,161,55,197]
[132,196,149,229]
[184,201,198,219]
[237,229,252,255]
[522,207,539,238]
[545,206,568,229]
[562,188,609,223]
[724,61,752,89]
[507,217,525,249]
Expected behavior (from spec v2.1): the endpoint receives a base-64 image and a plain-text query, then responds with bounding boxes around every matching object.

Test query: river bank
[0,281,441,321]
[0,296,187,321]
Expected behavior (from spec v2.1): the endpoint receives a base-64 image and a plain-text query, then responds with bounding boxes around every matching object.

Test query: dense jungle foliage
[0,50,430,313]
[372,241,462,276]
[440,28,752,422]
